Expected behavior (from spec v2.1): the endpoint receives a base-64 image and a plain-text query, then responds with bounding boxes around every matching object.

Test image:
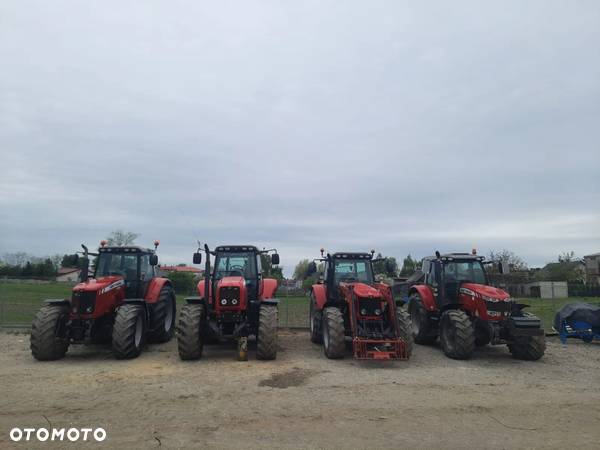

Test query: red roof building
[159,265,202,274]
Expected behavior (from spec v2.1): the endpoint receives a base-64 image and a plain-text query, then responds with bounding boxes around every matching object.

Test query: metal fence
[0,278,310,329]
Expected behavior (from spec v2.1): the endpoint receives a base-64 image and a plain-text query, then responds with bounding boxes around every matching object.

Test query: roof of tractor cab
[215,245,259,253]
[98,246,154,254]
[331,252,373,260]
[424,253,484,262]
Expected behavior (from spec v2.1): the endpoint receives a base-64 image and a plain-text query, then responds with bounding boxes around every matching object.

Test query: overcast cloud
[1,1,599,275]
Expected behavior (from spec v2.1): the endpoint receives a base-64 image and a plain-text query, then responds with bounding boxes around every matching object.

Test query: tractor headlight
[231,299,238,305]
[374,308,382,316]
[360,308,367,315]
[221,299,227,305]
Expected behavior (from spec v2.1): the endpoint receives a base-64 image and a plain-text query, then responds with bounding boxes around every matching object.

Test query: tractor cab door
[139,254,155,298]
[426,260,446,308]
[120,254,141,298]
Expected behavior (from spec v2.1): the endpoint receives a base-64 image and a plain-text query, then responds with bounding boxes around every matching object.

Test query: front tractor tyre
[112,304,147,359]
[30,305,70,361]
[408,294,437,344]
[397,308,414,358]
[177,304,205,360]
[439,310,475,360]
[309,292,323,344]
[257,305,278,360]
[322,307,345,359]
[148,285,176,343]
[509,335,546,361]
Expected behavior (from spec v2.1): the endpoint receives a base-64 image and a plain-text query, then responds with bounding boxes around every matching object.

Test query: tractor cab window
[333,259,374,285]
[140,254,153,281]
[443,260,486,285]
[214,252,257,279]
[95,253,139,280]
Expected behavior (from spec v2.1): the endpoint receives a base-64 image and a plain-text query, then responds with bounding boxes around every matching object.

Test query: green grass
[0,281,309,327]
[4,281,594,332]
[519,297,600,332]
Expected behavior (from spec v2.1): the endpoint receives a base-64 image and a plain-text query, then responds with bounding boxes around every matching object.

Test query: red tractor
[177,244,280,361]
[307,249,412,360]
[30,241,176,360]
[406,251,545,360]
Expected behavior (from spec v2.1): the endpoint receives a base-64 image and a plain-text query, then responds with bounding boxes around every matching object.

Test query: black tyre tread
[509,335,546,361]
[309,293,323,344]
[409,294,437,344]
[323,307,345,359]
[396,308,414,358]
[440,310,475,360]
[257,305,278,360]
[177,304,204,360]
[30,305,69,361]
[112,304,146,359]
[148,285,176,343]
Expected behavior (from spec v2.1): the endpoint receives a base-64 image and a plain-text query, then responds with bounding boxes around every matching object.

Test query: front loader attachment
[352,337,409,360]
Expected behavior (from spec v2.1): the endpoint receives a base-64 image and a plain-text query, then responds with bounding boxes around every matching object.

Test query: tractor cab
[326,253,374,300]
[213,246,261,300]
[94,245,159,298]
[422,253,488,307]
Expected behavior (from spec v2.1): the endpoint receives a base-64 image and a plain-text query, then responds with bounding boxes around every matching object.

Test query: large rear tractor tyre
[30,305,70,361]
[257,305,278,360]
[408,294,437,344]
[397,308,413,358]
[148,285,176,343]
[322,307,345,359]
[509,335,546,361]
[440,310,475,360]
[112,304,147,359]
[309,293,323,344]
[177,304,204,360]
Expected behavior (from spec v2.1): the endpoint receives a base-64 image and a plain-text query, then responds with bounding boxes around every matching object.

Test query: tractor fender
[261,278,278,299]
[197,279,212,298]
[408,285,436,311]
[311,284,327,311]
[185,296,206,305]
[145,278,172,304]
[261,298,279,306]
[373,282,394,304]
[44,299,70,306]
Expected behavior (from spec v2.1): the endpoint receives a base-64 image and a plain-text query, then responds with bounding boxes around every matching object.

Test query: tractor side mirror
[193,252,202,265]
[306,262,317,277]
[499,261,510,274]
[271,253,280,265]
[149,254,158,266]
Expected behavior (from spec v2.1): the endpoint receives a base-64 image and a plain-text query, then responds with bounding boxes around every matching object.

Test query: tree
[536,251,584,283]
[293,259,311,280]
[487,250,528,272]
[260,254,284,282]
[399,254,418,277]
[61,253,80,268]
[372,253,398,277]
[106,230,139,246]
[168,271,197,295]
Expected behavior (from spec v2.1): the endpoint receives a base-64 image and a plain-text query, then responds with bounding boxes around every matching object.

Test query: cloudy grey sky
[1,1,599,276]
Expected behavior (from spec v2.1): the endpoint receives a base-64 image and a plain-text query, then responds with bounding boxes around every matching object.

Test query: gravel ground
[0,330,599,449]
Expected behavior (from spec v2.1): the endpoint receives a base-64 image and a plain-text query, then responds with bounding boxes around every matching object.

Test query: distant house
[583,253,600,285]
[56,267,81,282]
[519,281,568,299]
[159,265,202,275]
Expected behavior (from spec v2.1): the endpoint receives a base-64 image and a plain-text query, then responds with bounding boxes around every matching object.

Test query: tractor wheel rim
[135,314,143,348]
[164,298,174,332]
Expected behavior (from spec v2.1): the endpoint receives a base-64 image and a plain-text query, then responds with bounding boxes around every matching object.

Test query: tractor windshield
[95,253,139,280]
[214,252,257,280]
[443,260,487,285]
[333,259,374,285]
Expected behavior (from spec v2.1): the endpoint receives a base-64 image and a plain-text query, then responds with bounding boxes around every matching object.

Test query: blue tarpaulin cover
[554,302,600,331]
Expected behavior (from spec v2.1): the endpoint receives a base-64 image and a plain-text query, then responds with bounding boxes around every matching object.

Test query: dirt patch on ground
[258,367,317,388]
[0,330,599,449]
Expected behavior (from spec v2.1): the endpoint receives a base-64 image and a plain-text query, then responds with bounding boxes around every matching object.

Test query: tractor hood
[216,276,246,289]
[343,282,382,298]
[461,283,510,301]
[73,276,125,294]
